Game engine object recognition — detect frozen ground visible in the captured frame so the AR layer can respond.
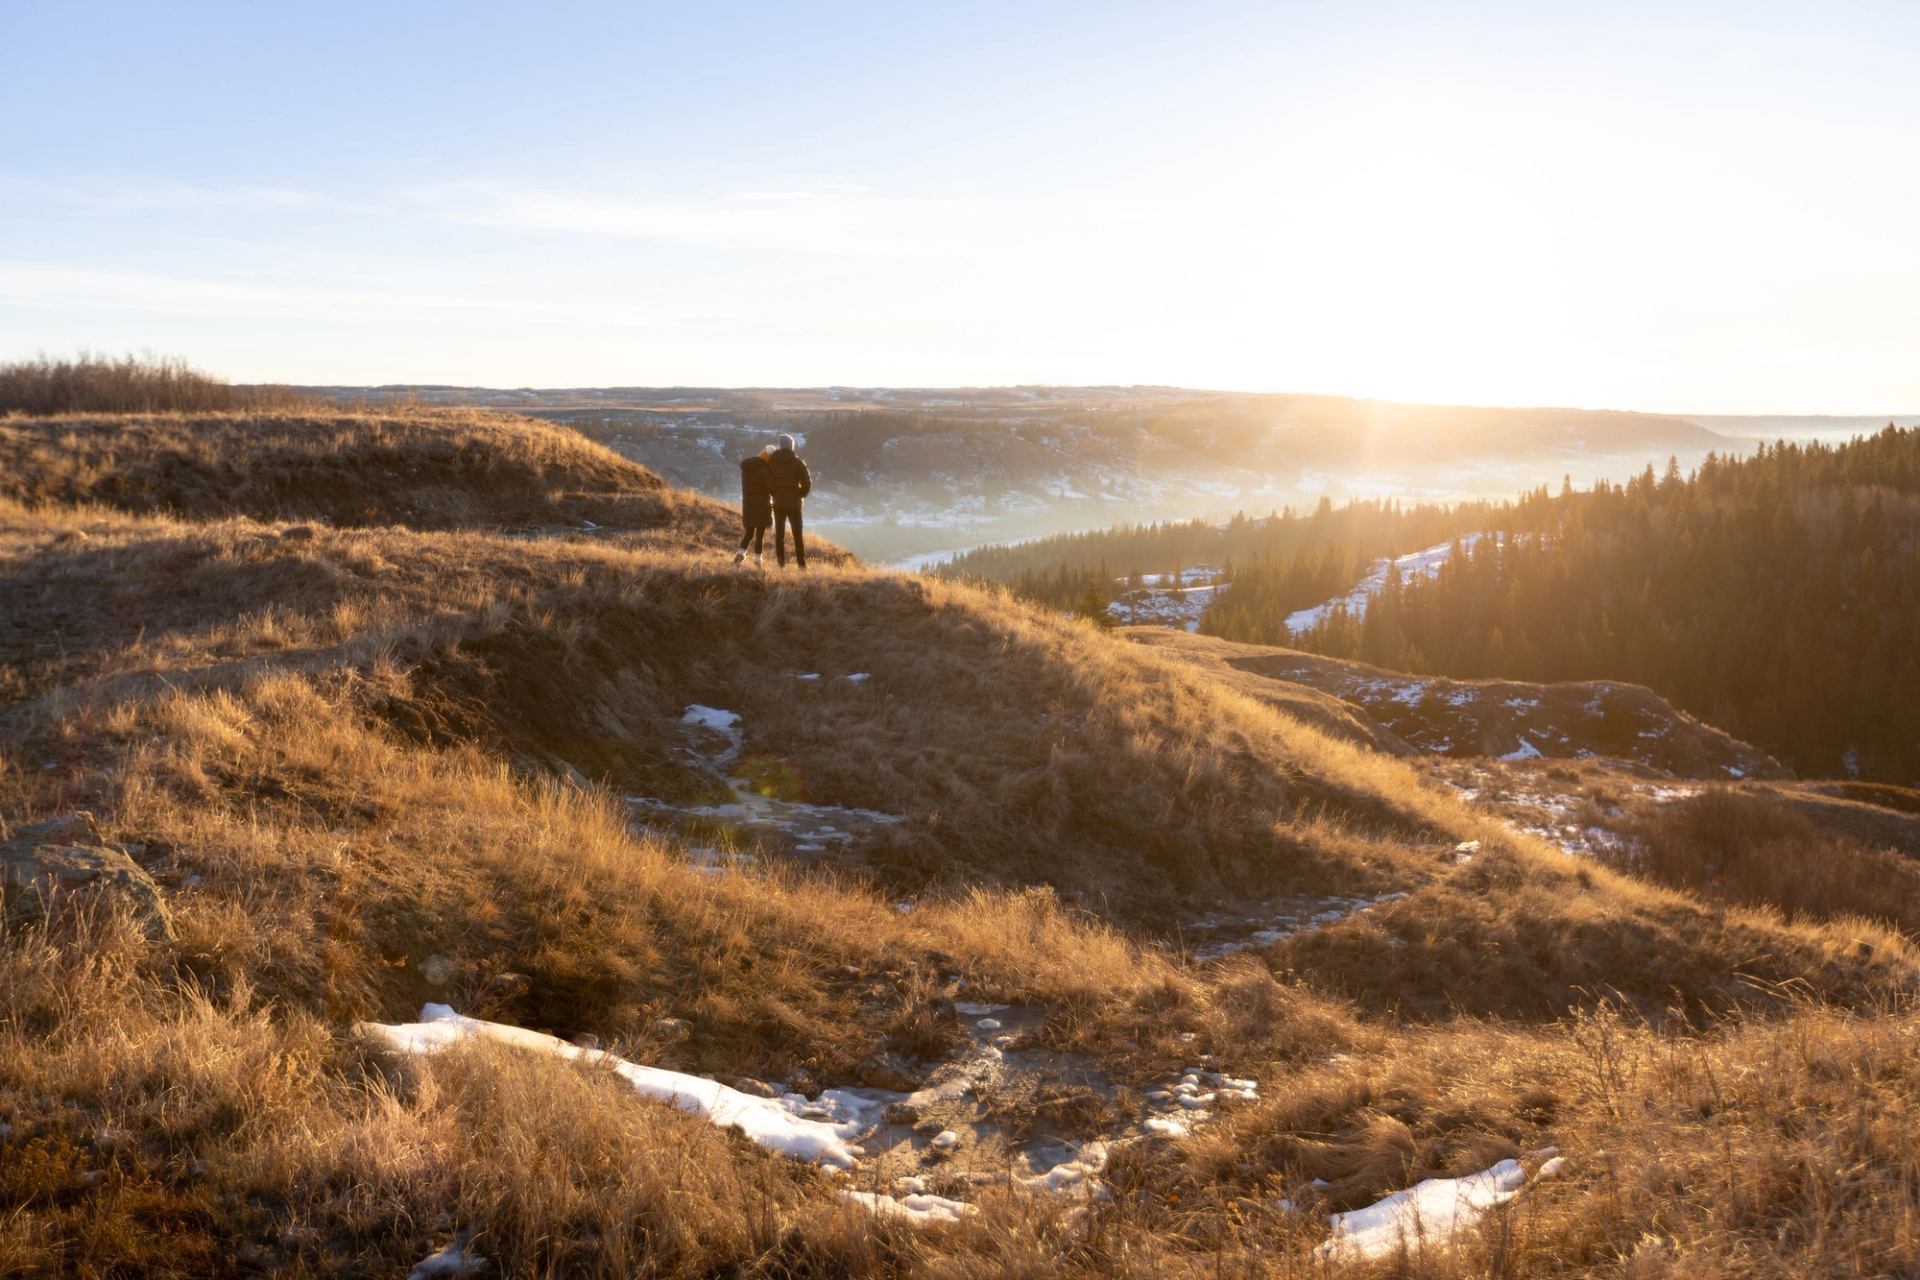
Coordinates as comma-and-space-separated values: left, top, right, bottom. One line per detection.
629, 702, 904, 857
1186, 890, 1410, 960
357, 998, 1155, 1230
1434, 760, 1704, 859
358, 997, 1561, 1256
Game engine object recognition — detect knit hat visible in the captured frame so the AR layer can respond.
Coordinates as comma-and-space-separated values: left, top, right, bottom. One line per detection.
777, 433, 796, 451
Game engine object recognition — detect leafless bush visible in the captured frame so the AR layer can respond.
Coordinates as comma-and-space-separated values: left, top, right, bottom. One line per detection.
0, 351, 316, 415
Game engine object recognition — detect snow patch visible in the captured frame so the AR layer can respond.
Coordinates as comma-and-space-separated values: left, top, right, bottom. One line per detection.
841, 1189, 975, 1224
408, 1238, 490, 1279
681, 704, 742, 735
359, 1005, 864, 1170
1317, 1159, 1529, 1261
1286, 536, 1482, 634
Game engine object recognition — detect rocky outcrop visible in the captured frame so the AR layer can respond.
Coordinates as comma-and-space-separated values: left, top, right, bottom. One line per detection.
2, 814, 174, 941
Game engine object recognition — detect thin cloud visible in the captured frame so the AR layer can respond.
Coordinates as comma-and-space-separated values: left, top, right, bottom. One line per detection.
414, 182, 989, 257
0, 262, 642, 326
0, 176, 320, 212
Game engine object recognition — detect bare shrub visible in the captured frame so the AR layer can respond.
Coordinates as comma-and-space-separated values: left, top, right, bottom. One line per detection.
0, 352, 316, 416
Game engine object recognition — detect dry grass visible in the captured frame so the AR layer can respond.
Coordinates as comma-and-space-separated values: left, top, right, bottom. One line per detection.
0, 495, 1469, 921
1180, 997, 1920, 1277
1608, 787, 1920, 940
7, 407, 1920, 1275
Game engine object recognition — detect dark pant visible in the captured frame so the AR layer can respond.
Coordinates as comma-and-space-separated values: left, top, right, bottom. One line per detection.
774, 506, 805, 568
738, 519, 766, 553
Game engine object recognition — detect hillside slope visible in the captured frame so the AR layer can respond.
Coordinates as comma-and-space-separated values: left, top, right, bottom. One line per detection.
6, 408, 1920, 1278
1127, 629, 1787, 780
0, 407, 743, 548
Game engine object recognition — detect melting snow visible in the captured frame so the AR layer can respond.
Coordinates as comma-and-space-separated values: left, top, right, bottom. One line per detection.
1141, 1068, 1259, 1137
635, 705, 906, 853
408, 1238, 490, 1278
1499, 737, 1543, 762
681, 705, 742, 736
1191, 891, 1407, 960
954, 1000, 1007, 1017
1317, 1159, 1528, 1261
840, 1189, 974, 1224
1018, 1144, 1109, 1197
359, 1004, 864, 1170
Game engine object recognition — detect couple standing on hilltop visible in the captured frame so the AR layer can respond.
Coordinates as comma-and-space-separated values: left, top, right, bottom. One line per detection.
734, 433, 812, 569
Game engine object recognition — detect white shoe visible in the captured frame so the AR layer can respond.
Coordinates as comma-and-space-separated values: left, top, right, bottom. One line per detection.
732, 549, 746, 564
753, 552, 764, 565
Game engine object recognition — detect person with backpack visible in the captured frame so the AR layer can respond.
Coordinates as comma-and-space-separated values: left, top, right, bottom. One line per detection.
764, 433, 812, 570
733, 444, 773, 564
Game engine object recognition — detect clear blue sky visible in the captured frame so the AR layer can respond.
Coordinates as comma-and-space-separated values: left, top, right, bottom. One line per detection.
3, 0, 1916, 410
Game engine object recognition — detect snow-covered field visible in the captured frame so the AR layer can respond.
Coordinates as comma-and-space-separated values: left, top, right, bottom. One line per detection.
1286, 535, 1485, 633
1106, 565, 1225, 631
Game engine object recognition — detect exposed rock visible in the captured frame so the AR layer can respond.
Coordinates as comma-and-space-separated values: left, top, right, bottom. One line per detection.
570, 1032, 601, 1052
3, 818, 173, 941
858, 1052, 921, 1092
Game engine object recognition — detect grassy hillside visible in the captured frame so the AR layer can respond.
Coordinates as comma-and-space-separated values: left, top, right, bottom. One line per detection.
0, 406, 743, 546
6, 407, 1920, 1276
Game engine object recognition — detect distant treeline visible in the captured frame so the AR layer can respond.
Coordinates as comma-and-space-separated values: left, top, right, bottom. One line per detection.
947, 498, 1500, 579
943, 497, 1499, 617
1224, 430, 1920, 784
0, 353, 314, 416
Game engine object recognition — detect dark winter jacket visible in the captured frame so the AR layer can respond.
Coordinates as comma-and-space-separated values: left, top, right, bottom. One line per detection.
739, 455, 773, 527
765, 447, 812, 512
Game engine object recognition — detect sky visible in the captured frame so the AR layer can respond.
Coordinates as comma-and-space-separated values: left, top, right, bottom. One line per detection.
2, 0, 1916, 411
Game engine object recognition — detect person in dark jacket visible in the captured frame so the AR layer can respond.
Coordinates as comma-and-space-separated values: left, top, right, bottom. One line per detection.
764, 433, 812, 570
733, 445, 773, 564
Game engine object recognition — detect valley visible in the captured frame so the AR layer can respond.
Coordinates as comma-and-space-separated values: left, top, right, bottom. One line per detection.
306, 383, 1743, 563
